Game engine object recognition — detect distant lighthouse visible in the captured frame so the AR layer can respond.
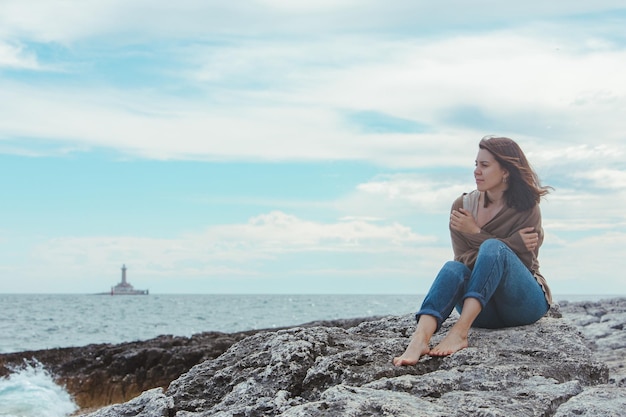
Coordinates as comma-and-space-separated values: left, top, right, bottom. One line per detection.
121, 264, 128, 286
109, 264, 149, 295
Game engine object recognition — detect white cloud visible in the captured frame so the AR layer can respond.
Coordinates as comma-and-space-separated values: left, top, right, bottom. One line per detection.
209, 210, 431, 250
25, 211, 433, 280
1, 1, 625, 43
573, 169, 626, 189
253, 0, 362, 13
1, 24, 625, 167
541, 231, 626, 294
0, 29, 626, 166
0, 41, 39, 69
540, 186, 626, 232
533, 144, 622, 164
353, 174, 469, 214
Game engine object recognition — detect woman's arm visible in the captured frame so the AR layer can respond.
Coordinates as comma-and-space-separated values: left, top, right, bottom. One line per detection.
461, 205, 543, 270
449, 196, 486, 263
449, 196, 543, 268
497, 205, 543, 255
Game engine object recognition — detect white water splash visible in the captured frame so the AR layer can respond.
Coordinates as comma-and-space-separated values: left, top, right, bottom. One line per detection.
0, 361, 77, 417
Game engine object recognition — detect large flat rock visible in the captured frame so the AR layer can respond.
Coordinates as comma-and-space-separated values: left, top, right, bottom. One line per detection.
81, 313, 615, 417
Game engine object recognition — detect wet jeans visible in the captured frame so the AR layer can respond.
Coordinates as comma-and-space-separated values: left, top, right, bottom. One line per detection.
416, 239, 549, 330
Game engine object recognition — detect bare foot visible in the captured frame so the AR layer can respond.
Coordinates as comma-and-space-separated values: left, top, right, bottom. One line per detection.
429, 330, 468, 356
393, 336, 430, 366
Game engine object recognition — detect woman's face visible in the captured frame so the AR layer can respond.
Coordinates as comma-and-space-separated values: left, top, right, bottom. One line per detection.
474, 148, 508, 193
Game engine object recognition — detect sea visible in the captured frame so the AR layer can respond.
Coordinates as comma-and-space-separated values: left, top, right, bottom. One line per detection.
0, 293, 617, 417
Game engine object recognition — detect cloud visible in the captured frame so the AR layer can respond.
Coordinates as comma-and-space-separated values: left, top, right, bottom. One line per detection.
534, 144, 622, 165
25, 211, 433, 279
541, 231, 626, 294
1, 1, 625, 43
352, 174, 469, 214
1, 29, 622, 171
253, 0, 363, 14
539, 185, 626, 232
344, 110, 431, 134
573, 169, 626, 190
206, 210, 432, 251
0, 41, 39, 69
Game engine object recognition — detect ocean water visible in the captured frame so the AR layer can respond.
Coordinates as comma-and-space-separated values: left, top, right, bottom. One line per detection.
0, 293, 617, 417
0, 293, 422, 417
0, 294, 425, 354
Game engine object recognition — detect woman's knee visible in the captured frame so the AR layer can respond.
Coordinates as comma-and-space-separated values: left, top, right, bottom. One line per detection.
442, 260, 467, 271
439, 261, 470, 282
478, 239, 507, 257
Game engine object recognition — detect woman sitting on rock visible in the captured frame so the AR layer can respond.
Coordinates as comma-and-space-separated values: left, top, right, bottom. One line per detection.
393, 136, 553, 366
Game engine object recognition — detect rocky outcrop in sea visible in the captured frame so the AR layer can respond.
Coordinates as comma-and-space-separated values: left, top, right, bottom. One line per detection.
1, 299, 625, 416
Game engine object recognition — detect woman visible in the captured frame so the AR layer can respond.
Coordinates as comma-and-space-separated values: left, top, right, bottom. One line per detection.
393, 136, 552, 366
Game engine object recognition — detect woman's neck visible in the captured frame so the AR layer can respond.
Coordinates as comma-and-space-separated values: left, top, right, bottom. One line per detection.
483, 190, 505, 208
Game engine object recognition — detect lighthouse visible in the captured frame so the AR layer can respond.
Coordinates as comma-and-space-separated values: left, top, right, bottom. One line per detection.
109, 264, 149, 295
121, 264, 128, 286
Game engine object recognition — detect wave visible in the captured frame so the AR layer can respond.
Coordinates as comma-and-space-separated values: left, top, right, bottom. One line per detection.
0, 361, 77, 417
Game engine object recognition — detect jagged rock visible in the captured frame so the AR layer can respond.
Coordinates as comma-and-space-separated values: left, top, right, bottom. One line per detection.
2, 299, 624, 416
79, 388, 173, 417
553, 386, 626, 417
0, 318, 372, 410
0, 332, 246, 408
558, 298, 626, 387
81, 313, 614, 417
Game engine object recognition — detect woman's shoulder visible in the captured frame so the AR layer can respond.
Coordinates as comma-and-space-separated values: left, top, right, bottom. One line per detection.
452, 190, 479, 209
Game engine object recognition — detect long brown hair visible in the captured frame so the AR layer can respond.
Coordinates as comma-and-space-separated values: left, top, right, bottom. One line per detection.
479, 136, 551, 211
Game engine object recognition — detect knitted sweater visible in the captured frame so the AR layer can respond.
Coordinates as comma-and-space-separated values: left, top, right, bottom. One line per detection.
450, 190, 552, 305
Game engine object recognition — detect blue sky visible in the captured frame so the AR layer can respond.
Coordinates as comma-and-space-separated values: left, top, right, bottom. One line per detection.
1, 1, 625, 295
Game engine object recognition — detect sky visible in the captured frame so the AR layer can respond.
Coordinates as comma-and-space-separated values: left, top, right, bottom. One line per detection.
0, 1, 625, 296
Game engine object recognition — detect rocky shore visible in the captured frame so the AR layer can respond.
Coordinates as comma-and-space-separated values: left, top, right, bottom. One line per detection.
1, 298, 625, 416
0, 317, 371, 410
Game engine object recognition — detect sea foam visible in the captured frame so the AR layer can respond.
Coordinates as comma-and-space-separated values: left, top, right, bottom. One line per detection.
0, 361, 77, 417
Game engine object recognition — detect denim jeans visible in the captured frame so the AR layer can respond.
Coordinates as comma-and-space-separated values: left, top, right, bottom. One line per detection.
416, 239, 549, 330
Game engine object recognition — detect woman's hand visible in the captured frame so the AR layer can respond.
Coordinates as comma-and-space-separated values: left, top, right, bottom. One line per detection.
450, 208, 480, 234
519, 226, 539, 252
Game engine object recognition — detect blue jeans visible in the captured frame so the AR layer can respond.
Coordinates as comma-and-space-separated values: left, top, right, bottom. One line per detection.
417, 239, 549, 330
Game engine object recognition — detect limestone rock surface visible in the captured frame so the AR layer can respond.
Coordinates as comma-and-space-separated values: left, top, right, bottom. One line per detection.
558, 298, 626, 387
81, 312, 615, 417
2, 299, 624, 416
0, 318, 369, 410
